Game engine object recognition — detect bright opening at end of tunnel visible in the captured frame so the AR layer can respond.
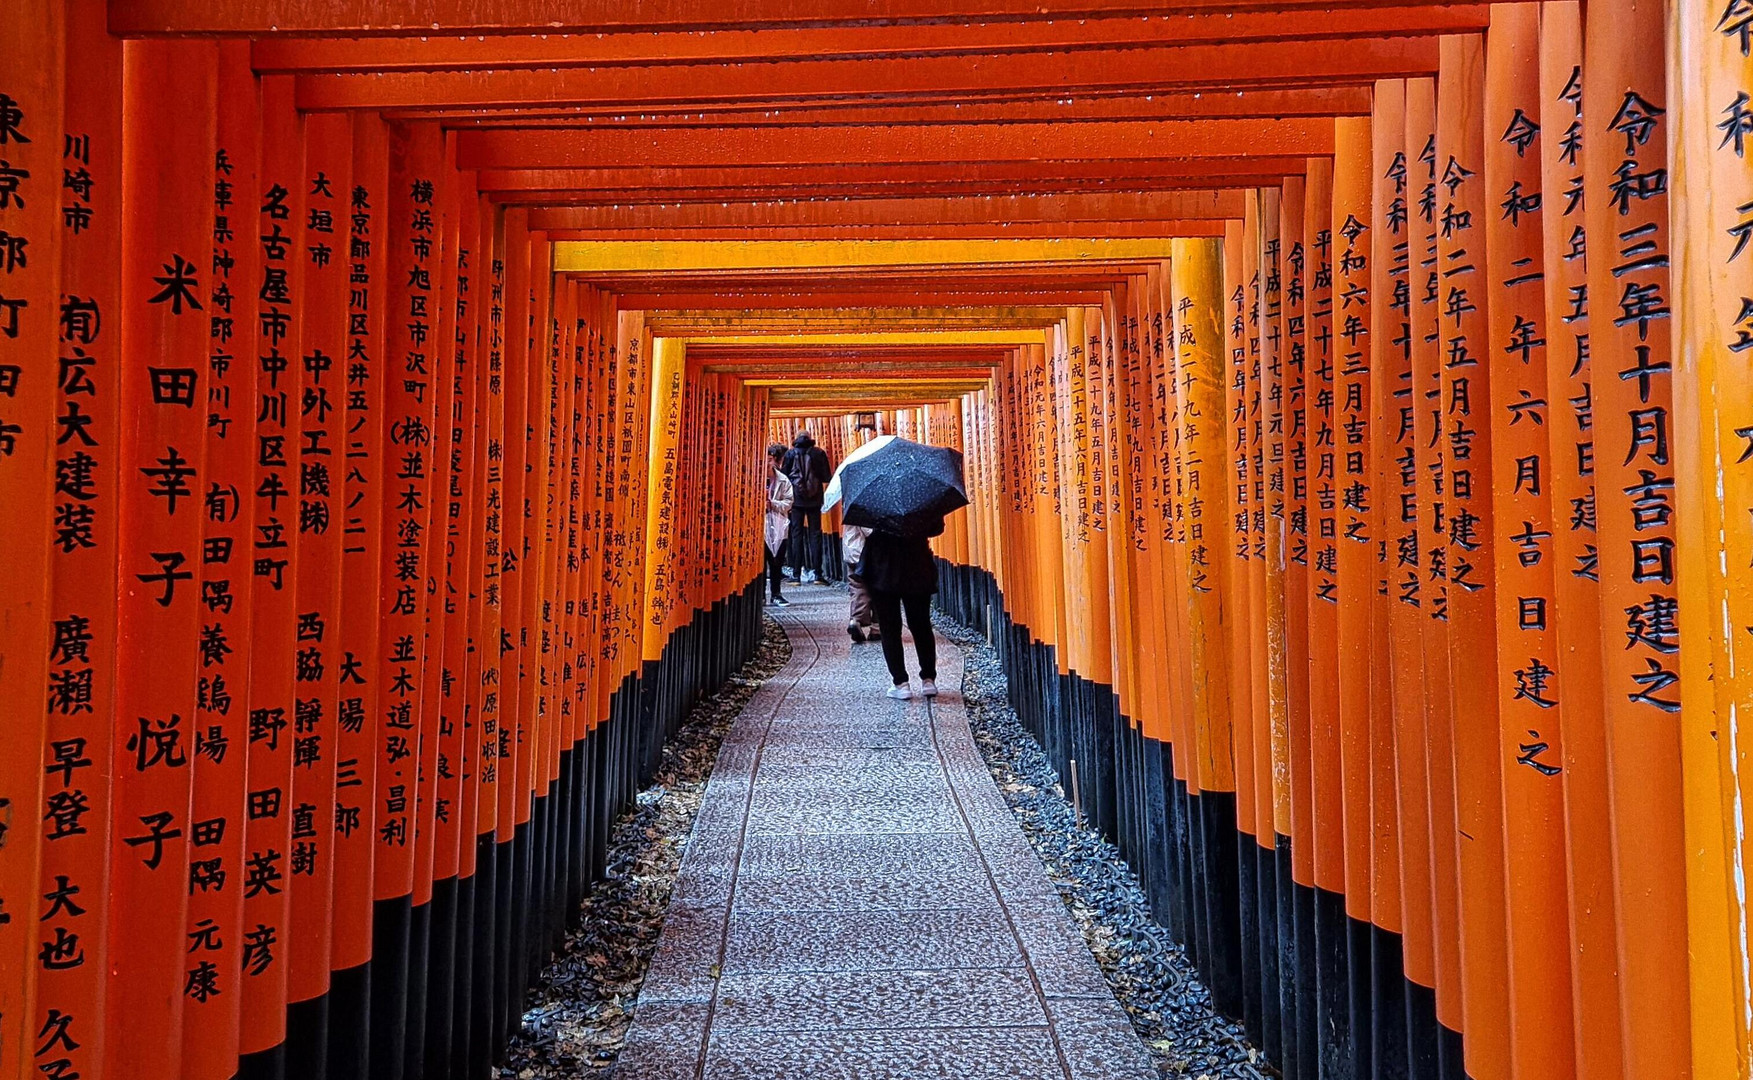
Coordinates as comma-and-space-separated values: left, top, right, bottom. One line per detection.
0, 4, 1749, 1080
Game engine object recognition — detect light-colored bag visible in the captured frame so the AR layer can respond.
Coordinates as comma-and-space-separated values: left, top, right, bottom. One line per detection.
764, 468, 793, 555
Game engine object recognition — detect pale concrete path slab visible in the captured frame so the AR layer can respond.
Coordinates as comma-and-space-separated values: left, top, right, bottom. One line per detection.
616, 586, 1156, 1080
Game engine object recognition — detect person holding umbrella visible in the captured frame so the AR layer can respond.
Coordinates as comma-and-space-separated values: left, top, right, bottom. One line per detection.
829, 436, 968, 699
860, 517, 945, 698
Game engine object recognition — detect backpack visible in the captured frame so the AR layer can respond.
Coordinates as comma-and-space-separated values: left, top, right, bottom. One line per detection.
793, 449, 825, 501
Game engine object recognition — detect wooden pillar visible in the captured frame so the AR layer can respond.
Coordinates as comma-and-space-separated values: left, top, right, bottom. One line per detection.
1331, 113, 1375, 929
178, 41, 257, 1080
328, 109, 388, 1080
1670, 0, 1753, 1068
1437, 33, 1512, 1080
1580, 2, 1691, 1075
1406, 72, 1464, 1035
1171, 239, 1236, 799
285, 107, 353, 1063
1482, 6, 1576, 1073
237, 74, 305, 1070
34, 8, 112, 1080
1534, 6, 1623, 1078
107, 38, 217, 1080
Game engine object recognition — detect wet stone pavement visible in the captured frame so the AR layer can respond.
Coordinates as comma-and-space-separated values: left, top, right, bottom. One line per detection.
616, 587, 1156, 1080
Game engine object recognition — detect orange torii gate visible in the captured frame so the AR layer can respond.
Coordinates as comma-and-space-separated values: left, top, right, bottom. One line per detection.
2, 3, 1752, 1080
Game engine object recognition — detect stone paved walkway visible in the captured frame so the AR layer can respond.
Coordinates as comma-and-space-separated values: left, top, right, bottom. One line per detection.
616, 587, 1157, 1080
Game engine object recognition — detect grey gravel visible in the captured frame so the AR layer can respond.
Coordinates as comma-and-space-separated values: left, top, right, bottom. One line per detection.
498, 617, 791, 1078
498, 606, 1264, 1080
939, 619, 1269, 1080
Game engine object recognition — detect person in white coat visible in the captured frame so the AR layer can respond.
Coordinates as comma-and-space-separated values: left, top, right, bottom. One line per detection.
843, 523, 879, 642
764, 444, 794, 606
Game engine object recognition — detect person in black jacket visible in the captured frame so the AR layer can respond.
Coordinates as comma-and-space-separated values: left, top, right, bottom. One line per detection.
782, 431, 832, 583
857, 517, 942, 699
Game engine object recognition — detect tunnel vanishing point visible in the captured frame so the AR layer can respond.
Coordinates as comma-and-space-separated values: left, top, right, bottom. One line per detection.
0, 2, 1750, 1079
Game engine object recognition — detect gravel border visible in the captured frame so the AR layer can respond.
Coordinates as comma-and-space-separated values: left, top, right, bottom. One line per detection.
939, 619, 1270, 1080
497, 616, 792, 1079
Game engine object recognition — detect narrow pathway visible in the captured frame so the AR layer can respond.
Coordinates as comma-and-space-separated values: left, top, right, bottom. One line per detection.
617, 587, 1156, 1080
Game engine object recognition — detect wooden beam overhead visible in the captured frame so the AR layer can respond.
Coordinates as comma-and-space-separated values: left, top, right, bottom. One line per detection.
248, 8, 1485, 73
296, 38, 1440, 111
455, 117, 1334, 169
109, 0, 1486, 35
473, 156, 1315, 198
395, 87, 1374, 126
524, 190, 1244, 230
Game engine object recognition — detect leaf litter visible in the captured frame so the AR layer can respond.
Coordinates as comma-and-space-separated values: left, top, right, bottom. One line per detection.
497, 616, 790, 1078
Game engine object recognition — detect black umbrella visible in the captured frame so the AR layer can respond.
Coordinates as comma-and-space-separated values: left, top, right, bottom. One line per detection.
835, 436, 968, 538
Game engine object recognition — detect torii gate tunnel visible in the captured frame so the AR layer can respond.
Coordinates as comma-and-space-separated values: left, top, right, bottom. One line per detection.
1, 2, 1750, 1079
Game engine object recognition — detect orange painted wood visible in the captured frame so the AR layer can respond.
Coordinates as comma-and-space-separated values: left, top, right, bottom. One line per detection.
287, 107, 353, 1015
1170, 238, 1235, 795
249, 9, 1486, 75
239, 74, 305, 1058
1534, 5, 1622, 1075
1481, 7, 1575, 1074
1436, 33, 1512, 1080
475, 198, 506, 849
495, 207, 529, 835
1279, 177, 1316, 887
412, 139, 458, 913
374, 121, 447, 907
451, 119, 1339, 172
108, 0, 1474, 35
1301, 155, 1345, 895
107, 37, 216, 1080
1224, 218, 1256, 825
438, 166, 483, 891
331, 110, 389, 978
179, 41, 258, 1080
1259, 194, 1291, 846
1330, 114, 1374, 920
35, 8, 116, 1080
1580, 2, 1692, 1075
308, 40, 1438, 115
1369, 80, 1411, 939
1669, 0, 1753, 1068
1399, 74, 1447, 1000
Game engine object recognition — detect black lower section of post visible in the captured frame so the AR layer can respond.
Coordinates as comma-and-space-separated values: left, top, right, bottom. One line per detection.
327, 960, 371, 1080
931, 559, 1479, 1080
241, 577, 769, 1079
286, 992, 330, 1080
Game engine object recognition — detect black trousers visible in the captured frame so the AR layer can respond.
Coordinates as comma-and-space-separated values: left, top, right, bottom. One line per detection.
764, 544, 785, 599
788, 506, 823, 575
870, 589, 936, 685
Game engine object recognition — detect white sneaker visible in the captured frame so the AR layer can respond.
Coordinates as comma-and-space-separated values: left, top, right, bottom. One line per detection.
920, 679, 939, 697
781, 568, 797, 581
885, 683, 911, 700
802, 570, 818, 584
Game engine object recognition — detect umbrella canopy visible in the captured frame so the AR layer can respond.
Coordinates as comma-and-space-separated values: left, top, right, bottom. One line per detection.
822, 433, 896, 512
834, 436, 968, 538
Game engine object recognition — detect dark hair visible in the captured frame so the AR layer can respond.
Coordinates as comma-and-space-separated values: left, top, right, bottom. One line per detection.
767, 443, 787, 460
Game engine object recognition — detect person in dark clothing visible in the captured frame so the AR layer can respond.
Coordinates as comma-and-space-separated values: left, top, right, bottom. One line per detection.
763, 444, 793, 606
857, 518, 942, 699
782, 431, 832, 583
